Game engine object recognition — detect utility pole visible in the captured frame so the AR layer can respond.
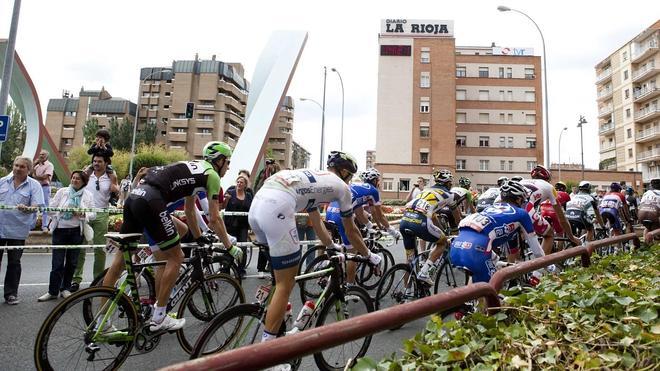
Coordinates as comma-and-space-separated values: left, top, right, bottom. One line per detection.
577, 116, 587, 179
0, 0, 22, 157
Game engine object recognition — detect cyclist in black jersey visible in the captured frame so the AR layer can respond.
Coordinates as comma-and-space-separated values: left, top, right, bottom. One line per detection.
102, 141, 237, 332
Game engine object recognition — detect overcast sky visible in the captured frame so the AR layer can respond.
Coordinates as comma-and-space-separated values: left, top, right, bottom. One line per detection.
1, 0, 658, 170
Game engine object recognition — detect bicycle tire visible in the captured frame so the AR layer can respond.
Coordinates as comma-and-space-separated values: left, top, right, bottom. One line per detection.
374, 263, 415, 310
176, 273, 246, 354
90, 267, 157, 308
190, 303, 262, 358
298, 245, 325, 275
433, 258, 469, 295
211, 254, 242, 282
35, 287, 138, 371
356, 245, 395, 291
313, 286, 373, 371
299, 254, 331, 303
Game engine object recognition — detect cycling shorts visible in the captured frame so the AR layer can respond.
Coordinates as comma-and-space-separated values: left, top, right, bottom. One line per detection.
599, 208, 623, 232
638, 203, 659, 230
248, 188, 301, 270
565, 209, 593, 232
529, 207, 552, 236
146, 219, 194, 255
541, 205, 563, 234
122, 184, 180, 251
326, 209, 352, 249
399, 210, 444, 250
449, 230, 496, 284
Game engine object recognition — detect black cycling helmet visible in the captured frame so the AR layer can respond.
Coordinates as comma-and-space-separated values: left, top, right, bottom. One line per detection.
458, 176, 471, 189
327, 151, 358, 174
650, 177, 660, 190
578, 181, 591, 191
511, 176, 523, 182
497, 176, 509, 187
610, 182, 622, 192
500, 180, 529, 203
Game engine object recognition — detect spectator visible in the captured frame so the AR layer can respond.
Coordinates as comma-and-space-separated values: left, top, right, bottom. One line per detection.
32, 150, 54, 232
119, 174, 132, 206
38, 171, 95, 301
237, 169, 254, 197
0, 156, 45, 305
71, 155, 118, 291
86, 129, 119, 206
406, 176, 426, 202
253, 158, 280, 194
223, 175, 253, 277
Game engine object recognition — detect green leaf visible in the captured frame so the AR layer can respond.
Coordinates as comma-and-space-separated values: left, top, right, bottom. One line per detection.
620, 353, 636, 368
433, 349, 449, 363
598, 352, 620, 363
619, 336, 634, 346
637, 308, 658, 323
651, 323, 660, 334
614, 297, 635, 306
494, 312, 507, 321
351, 357, 379, 371
510, 355, 528, 369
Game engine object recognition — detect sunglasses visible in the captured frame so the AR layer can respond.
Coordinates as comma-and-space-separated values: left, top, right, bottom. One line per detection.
96, 179, 100, 191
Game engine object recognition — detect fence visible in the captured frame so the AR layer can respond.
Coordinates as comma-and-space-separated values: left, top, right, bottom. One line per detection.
161, 232, 643, 371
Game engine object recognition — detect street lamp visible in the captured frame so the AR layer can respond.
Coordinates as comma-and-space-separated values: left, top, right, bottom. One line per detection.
558, 126, 568, 181
128, 68, 172, 179
577, 116, 587, 179
299, 97, 325, 170
498, 5, 550, 168
330, 67, 345, 151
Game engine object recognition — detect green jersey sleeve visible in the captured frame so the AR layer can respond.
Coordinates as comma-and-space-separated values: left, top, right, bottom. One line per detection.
203, 165, 222, 200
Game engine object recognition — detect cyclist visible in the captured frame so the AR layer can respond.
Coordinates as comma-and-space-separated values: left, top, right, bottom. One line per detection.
248, 151, 381, 344
520, 165, 581, 255
599, 182, 632, 236
476, 176, 508, 212
325, 167, 400, 283
625, 187, 638, 224
449, 180, 553, 284
451, 176, 476, 215
104, 141, 239, 332
565, 181, 605, 242
638, 177, 660, 243
539, 181, 572, 250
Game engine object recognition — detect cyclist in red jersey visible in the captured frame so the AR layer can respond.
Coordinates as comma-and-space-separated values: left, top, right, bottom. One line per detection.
540, 181, 571, 249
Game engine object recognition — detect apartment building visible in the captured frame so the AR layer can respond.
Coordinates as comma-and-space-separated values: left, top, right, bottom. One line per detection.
291, 141, 311, 169
375, 19, 543, 197
266, 96, 295, 168
595, 20, 660, 182
45, 87, 136, 158
366, 150, 376, 169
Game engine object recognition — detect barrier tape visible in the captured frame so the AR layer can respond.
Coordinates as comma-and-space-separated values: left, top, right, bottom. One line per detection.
0, 240, 324, 251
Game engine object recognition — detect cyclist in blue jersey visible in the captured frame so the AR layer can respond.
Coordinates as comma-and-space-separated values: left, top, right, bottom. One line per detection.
450, 181, 554, 284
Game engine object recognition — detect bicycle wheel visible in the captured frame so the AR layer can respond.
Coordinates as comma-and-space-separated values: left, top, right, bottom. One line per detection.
190, 303, 263, 358
210, 254, 242, 282
375, 263, 416, 309
298, 245, 324, 275
433, 258, 469, 295
35, 287, 138, 371
357, 246, 395, 291
299, 254, 331, 303
91, 267, 157, 310
313, 286, 373, 371
177, 273, 246, 354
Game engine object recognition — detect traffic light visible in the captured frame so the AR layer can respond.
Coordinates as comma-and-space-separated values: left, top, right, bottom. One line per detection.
185, 102, 195, 119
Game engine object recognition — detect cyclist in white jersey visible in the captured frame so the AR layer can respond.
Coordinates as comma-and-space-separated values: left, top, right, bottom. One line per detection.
248, 151, 381, 344
476, 177, 508, 212
565, 181, 605, 242
639, 177, 660, 243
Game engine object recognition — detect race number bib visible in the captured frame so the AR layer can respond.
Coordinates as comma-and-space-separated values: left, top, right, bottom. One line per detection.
274, 173, 301, 187
413, 199, 432, 214
459, 213, 491, 232
184, 161, 206, 175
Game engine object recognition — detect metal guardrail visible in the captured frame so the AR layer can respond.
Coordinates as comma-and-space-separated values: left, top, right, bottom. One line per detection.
161, 231, 645, 371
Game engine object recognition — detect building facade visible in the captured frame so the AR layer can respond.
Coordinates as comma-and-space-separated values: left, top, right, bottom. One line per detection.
595, 21, 659, 183
365, 150, 376, 169
45, 87, 136, 158
267, 96, 295, 168
291, 140, 311, 169
375, 19, 543, 197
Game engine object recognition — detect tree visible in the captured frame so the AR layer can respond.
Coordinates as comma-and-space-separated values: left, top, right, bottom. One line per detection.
0, 102, 27, 171
137, 122, 157, 145
82, 118, 99, 145
108, 117, 134, 151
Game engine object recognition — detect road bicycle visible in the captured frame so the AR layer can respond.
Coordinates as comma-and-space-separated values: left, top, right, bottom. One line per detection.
34, 233, 245, 370
190, 244, 375, 371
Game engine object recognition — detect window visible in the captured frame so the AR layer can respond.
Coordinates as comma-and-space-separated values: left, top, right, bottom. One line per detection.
456, 159, 466, 170
508, 137, 514, 148
500, 160, 506, 171
499, 90, 505, 101
628, 148, 633, 158
64, 111, 76, 117
623, 51, 628, 61
508, 113, 514, 124
626, 108, 631, 118
524, 68, 535, 79
383, 178, 393, 191
420, 72, 431, 88
420, 51, 430, 63
198, 128, 211, 134
479, 67, 489, 78
479, 160, 490, 171
399, 179, 410, 191
479, 90, 489, 101
420, 152, 429, 164
174, 128, 186, 133
527, 161, 537, 171
148, 118, 157, 125
420, 101, 430, 113
479, 136, 490, 147
624, 89, 630, 99
420, 123, 430, 137
63, 139, 72, 146
456, 112, 466, 123
456, 89, 466, 100
627, 128, 632, 139
526, 114, 536, 124
506, 67, 513, 78
165, 92, 171, 97
499, 113, 505, 123
508, 160, 514, 171
456, 66, 466, 77
507, 90, 513, 101
499, 67, 505, 78
141, 104, 148, 109
164, 104, 170, 109
526, 137, 536, 148
525, 91, 535, 102
199, 114, 213, 120
151, 93, 159, 98
499, 136, 505, 148
479, 113, 489, 123
149, 105, 158, 110
624, 70, 629, 80
142, 92, 150, 97
456, 136, 466, 147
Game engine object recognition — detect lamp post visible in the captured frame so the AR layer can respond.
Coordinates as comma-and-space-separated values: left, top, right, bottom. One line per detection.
558, 126, 568, 181
299, 97, 325, 170
129, 68, 172, 179
330, 67, 345, 151
498, 5, 550, 168
577, 116, 587, 179
0, 0, 22, 158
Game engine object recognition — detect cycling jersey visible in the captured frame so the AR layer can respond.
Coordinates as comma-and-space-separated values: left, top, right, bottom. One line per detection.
398, 188, 454, 251
326, 182, 381, 247
450, 186, 473, 209
540, 191, 570, 234
641, 189, 660, 205
599, 192, 625, 231
476, 187, 500, 212
142, 161, 221, 202
565, 192, 599, 231
639, 190, 660, 229
520, 179, 557, 207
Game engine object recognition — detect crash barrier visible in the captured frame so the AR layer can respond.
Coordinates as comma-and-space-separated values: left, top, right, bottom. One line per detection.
161, 232, 643, 371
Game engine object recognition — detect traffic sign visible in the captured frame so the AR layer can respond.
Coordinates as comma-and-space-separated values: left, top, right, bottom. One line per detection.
0, 115, 9, 142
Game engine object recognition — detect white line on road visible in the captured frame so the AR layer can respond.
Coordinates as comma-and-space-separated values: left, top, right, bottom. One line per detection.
20, 281, 92, 287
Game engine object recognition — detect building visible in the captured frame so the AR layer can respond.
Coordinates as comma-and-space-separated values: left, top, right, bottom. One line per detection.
266, 96, 295, 168
291, 140, 311, 169
366, 150, 376, 169
45, 87, 136, 158
375, 19, 543, 197
595, 21, 659, 183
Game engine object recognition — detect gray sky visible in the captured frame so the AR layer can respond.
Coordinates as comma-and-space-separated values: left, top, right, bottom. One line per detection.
1, 0, 658, 170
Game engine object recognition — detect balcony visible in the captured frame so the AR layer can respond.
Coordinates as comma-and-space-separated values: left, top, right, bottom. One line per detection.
167, 131, 187, 142
638, 148, 660, 162
635, 106, 660, 123
224, 122, 242, 137
636, 126, 660, 143
599, 143, 616, 153
633, 87, 660, 103
599, 121, 615, 135
643, 168, 660, 182
598, 105, 613, 118
595, 67, 612, 84
632, 41, 659, 62
596, 87, 613, 101
632, 61, 658, 83
602, 162, 617, 171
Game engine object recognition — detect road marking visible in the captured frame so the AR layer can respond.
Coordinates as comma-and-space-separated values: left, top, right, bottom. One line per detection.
20, 281, 91, 287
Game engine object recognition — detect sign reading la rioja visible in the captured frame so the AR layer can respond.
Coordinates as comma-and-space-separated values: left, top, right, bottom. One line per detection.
381, 19, 454, 37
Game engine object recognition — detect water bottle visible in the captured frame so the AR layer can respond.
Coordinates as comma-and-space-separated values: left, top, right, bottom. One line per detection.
292, 300, 315, 331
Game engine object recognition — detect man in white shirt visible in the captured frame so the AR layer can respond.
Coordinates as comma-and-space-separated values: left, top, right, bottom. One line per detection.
71, 155, 118, 291
32, 150, 54, 232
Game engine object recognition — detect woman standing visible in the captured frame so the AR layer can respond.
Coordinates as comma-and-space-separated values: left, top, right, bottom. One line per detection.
223, 175, 253, 277
38, 171, 95, 301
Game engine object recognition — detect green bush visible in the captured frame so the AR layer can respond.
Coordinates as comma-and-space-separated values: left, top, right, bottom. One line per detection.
383, 199, 406, 206
368, 244, 660, 370
132, 144, 188, 171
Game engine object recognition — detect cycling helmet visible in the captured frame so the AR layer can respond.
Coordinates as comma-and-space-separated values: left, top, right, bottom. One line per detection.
497, 176, 509, 187
361, 168, 381, 184
626, 187, 634, 195
500, 181, 529, 202
458, 176, 471, 188
511, 176, 523, 182
530, 165, 551, 181
202, 141, 232, 162
651, 177, 660, 190
327, 151, 358, 174
554, 181, 567, 192
610, 182, 622, 192
578, 181, 591, 191
432, 169, 453, 184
